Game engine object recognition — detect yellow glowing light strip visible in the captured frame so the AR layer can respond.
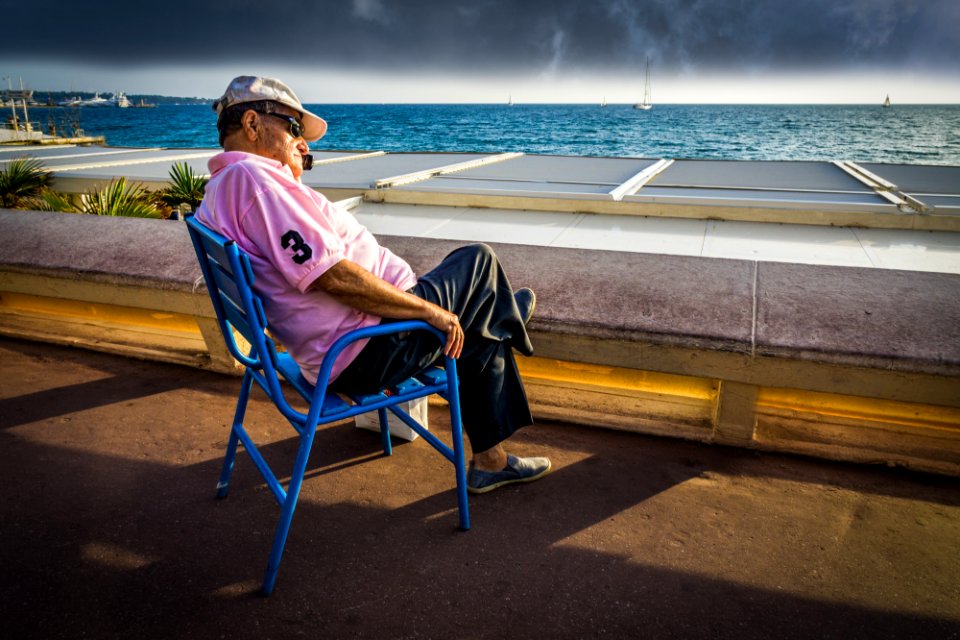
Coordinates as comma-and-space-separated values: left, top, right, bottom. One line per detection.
756, 388, 960, 433
517, 356, 718, 401
0, 292, 200, 334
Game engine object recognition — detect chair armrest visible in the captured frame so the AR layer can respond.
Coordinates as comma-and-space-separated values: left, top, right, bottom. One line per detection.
311, 320, 447, 394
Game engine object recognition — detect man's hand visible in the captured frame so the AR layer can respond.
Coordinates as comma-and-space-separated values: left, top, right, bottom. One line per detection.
425, 306, 463, 359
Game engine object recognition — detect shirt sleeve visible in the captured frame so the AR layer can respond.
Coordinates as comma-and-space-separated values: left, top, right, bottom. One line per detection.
237, 171, 347, 293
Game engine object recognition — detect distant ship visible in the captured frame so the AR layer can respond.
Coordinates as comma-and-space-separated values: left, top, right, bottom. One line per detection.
633, 58, 652, 110
111, 92, 132, 108
58, 92, 134, 107
77, 93, 111, 107
883, 95, 891, 108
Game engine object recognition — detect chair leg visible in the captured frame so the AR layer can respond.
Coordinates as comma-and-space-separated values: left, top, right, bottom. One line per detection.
446, 362, 470, 531
216, 431, 240, 499
450, 411, 470, 531
378, 407, 392, 456
217, 371, 254, 499
261, 423, 319, 596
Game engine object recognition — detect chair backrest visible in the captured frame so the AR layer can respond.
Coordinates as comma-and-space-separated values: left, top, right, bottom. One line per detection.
186, 215, 290, 402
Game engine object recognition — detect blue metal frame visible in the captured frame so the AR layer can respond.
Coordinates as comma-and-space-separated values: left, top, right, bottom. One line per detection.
185, 215, 469, 595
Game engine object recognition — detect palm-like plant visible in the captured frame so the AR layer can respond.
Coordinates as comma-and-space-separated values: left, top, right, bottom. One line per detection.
36, 188, 81, 213
81, 178, 162, 218
156, 162, 208, 213
0, 158, 53, 209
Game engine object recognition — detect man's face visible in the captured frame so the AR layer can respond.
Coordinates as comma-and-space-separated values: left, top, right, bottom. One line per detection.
255, 105, 309, 180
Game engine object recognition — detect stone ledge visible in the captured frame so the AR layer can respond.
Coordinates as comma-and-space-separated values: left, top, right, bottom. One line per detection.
3, 209, 959, 380
0, 209, 198, 292
756, 262, 960, 376
377, 235, 960, 378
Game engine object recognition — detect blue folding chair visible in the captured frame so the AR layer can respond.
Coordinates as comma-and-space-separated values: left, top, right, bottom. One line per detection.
185, 215, 470, 595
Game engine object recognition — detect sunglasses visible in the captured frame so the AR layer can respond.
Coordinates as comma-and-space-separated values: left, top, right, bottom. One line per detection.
253, 110, 305, 139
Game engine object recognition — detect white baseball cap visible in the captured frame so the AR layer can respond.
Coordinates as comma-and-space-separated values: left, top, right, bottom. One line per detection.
213, 76, 327, 141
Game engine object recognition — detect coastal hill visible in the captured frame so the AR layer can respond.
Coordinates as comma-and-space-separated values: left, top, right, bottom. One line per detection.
24, 91, 209, 106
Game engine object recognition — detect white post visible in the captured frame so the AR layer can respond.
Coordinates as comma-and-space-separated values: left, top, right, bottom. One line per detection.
19, 77, 32, 133
3, 76, 18, 131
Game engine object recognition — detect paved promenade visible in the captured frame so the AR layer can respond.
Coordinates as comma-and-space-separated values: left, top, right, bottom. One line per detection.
1, 337, 958, 639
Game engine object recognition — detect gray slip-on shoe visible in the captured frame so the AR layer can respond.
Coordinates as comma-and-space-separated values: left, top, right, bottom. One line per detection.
467, 454, 552, 494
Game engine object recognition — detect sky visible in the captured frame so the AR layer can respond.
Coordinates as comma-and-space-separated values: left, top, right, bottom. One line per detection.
2, 0, 958, 104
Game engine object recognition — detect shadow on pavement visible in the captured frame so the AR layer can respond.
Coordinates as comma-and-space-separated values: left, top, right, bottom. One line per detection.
2, 337, 959, 639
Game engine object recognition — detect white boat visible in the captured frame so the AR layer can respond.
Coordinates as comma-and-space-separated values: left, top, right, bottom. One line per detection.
633, 58, 653, 110
77, 93, 111, 107
111, 92, 132, 108
883, 95, 891, 108
601, 96, 607, 108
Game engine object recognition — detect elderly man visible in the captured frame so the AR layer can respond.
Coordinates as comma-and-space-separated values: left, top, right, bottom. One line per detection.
195, 76, 550, 494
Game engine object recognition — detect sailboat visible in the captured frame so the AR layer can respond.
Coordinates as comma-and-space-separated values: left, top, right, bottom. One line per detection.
633, 58, 652, 110
600, 96, 607, 108
882, 95, 891, 108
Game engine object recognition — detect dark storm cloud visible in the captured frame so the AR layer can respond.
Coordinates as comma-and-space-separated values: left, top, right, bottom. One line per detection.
3, 0, 956, 74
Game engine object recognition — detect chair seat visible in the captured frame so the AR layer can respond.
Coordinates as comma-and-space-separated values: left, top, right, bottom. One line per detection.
273, 352, 351, 417
274, 352, 451, 416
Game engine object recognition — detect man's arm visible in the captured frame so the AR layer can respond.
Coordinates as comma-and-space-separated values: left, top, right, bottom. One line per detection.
312, 259, 464, 359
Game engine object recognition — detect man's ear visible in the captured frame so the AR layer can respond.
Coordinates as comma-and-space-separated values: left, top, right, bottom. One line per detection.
242, 110, 259, 141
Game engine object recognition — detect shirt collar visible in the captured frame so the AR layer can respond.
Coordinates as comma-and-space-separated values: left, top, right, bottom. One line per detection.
208, 150, 293, 178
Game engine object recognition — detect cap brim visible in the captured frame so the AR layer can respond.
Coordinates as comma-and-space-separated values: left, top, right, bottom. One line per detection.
301, 109, 327, 142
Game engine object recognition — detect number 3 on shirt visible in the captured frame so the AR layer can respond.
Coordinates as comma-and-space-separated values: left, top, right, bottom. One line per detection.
280, 230, 313, 265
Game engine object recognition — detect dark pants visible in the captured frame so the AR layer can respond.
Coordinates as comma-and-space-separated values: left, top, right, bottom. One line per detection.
332, 244, 534, 453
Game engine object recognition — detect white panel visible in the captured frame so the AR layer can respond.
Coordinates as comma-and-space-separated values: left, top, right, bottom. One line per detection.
702, 221, 872, 267
349, 201, 960, 274
353, 202, 464, 237
854, 228, 960, 274
424, 207, 581, 246
551, 214, 707, 256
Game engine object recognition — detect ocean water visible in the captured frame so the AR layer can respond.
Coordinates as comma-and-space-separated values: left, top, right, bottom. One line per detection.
35, 103, 960, 165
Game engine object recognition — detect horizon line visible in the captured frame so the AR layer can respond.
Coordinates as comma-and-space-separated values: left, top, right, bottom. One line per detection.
54, 100, 960, 106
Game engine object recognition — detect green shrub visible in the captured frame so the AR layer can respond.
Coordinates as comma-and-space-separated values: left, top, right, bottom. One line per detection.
2, 157, 192, 219
156, 162, 208, 213
0, 158, 53, 209
35, 188, 81, 213
81, 178, 162, 218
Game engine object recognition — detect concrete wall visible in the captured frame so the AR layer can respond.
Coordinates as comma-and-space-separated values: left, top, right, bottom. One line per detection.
2, 209, 958, 475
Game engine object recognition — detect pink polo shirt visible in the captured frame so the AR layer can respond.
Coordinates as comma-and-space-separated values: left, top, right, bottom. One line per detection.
196, 151, 417, 385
